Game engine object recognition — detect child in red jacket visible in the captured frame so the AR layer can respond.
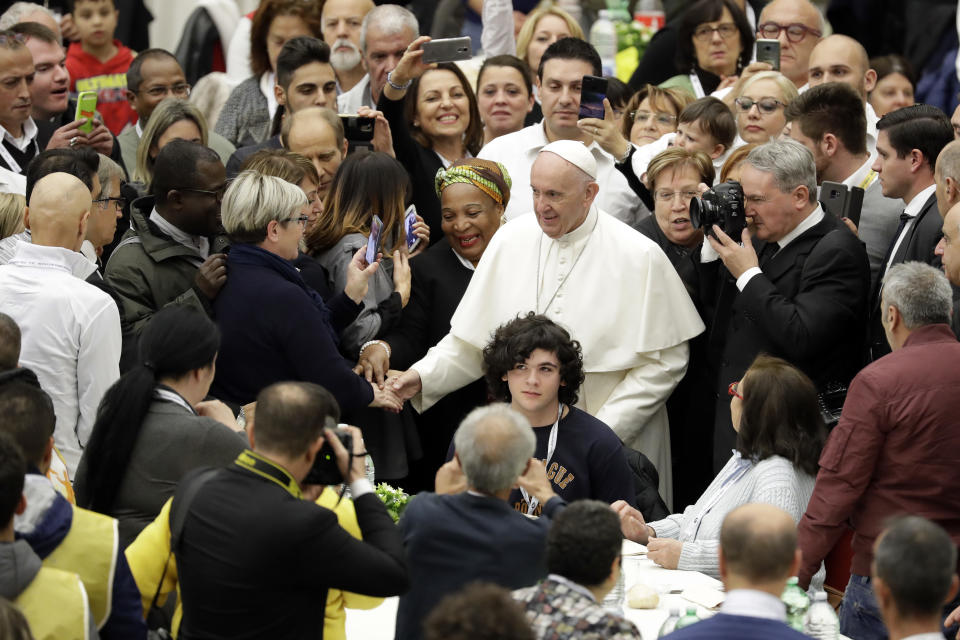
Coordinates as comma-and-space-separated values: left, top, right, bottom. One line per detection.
65, 0, 137, 135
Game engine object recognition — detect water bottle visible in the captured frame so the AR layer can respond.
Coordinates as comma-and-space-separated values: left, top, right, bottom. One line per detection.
804, 591, 839, 640
657, 607, 682, 637
601, 564, 625, 614
782, 577, 811, 632
590, 10, 617, 77
634, 0, 666, 31
674, 606, 700, 629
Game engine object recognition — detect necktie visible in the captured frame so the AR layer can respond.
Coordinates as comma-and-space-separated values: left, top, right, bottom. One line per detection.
758, 242, 779, 268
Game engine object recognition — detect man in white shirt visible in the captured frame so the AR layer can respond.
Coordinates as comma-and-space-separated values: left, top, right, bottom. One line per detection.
478, 38, 643, 226
659, 503, 810, 640
868, 104, 954, 360
393, 140, 704, 505
322, 0, 373, 95
0, 30, 45, 176
0, 172, 121, 474
873, 517, 959, 640
785, 82, 902, 288
806, 34, 880, 152
337, 4, 418, 114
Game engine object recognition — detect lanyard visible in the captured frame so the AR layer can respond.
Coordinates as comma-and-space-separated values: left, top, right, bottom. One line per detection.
689, 72, 706, 99
0, 137, 37, 174
520, 402, 562, 514
679, 451, 752, 540
858, 170, 877, 190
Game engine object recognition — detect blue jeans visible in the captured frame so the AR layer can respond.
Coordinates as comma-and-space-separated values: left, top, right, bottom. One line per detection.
840, 574, 960, 640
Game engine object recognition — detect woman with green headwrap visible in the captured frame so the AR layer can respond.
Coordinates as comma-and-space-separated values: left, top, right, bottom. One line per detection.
356, 158, 511, 491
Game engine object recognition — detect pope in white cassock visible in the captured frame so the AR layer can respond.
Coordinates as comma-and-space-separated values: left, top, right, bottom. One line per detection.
391, 140, 704, 506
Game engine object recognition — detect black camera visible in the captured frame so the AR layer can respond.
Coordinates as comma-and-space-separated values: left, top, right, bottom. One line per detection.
689, 181, 747, 239
303, 427, 353, 486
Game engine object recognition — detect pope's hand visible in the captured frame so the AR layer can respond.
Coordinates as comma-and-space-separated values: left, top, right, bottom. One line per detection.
391, 369, 422, 402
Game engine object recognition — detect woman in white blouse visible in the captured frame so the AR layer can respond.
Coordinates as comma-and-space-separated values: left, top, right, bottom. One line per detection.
613, 355, 826, 578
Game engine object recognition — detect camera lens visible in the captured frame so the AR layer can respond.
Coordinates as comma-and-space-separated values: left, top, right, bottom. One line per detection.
689, 197, 704, 229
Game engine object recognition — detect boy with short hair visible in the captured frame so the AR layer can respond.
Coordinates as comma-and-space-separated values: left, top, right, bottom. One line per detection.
480, 313, 637, 516
65, 0, 137, 135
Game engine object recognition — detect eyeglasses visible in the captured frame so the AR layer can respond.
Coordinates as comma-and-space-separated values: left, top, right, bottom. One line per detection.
756, 21, 823, 43
282, 215, 310, 228
93, 196, 126, 211
734, 97, 785, 114
693, 22, 739, 41
139, 83, 191, 98
180, 185, 226, 202
0, 33, 27, 47
654, 189, 699, 203
630, 110, 677, 127
728, 381, 742, 399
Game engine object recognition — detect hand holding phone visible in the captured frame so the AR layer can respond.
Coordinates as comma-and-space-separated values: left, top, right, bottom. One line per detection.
365, 214, 383, 265
404, 204, 420, 252
756, 39, 780, 71
421, 36, 472, 64
578, 75, 608, 120
74, 91, 97, 135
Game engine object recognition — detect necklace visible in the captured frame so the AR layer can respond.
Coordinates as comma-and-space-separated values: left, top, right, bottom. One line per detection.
535, 212, 598, 314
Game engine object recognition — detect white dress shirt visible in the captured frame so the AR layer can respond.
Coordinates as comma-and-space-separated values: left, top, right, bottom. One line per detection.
0, 243, 121, 474
337, 74, 375, 114
720, 589, 788, 621
884, 183, 937, 274
0, 165, 26, 195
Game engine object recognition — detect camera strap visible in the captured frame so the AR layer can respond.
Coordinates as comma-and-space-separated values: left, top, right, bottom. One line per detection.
234, 449, 302, 499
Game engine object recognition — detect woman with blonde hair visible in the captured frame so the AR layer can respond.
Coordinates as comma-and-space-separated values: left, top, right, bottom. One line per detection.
0, 193, 25, 240
733, 71, 798, 144
515, 4, 584, 77
134, 98, 209, 189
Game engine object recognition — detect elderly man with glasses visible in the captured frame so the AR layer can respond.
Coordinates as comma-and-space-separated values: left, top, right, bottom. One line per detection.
118, 49, 236, 173
754, 0, 823, 89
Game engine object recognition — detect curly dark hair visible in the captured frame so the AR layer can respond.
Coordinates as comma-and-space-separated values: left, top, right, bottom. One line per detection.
424, 582, 534, 640
736, 355, 827, 476
483, 313, 585, 406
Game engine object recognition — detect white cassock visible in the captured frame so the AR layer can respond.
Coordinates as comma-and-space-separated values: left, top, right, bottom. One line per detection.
410, 206, 705, 507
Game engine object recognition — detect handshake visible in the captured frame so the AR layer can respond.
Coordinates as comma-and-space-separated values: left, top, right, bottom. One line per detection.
352, 340, 423, 413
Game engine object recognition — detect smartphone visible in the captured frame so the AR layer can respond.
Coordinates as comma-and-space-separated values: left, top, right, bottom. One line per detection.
303, 425, 352, 485
578, 75, 608, 120
365, 214, 383, 265
421, 36, 473, 64
756, 39, 781, 71
74, 91, 97, 135
820, 181, 864, 227
404, 204, 420, 252
339, 115, 375, 143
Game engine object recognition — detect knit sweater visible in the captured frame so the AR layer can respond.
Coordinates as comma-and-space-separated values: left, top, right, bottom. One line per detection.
214, 75, 272, 148
649, 454, 815, 577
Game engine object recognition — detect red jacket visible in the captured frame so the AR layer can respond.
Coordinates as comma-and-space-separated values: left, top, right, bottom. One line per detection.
65, 41, 137, 136
797, 323, 960, 586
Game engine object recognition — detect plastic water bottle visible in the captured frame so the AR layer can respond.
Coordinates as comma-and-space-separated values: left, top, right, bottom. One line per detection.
805, 591, 839, 639
782, 577, 811, 632
601, 565, 625, 614
634, 0, 666, 31
674, 606, 700, 629
658, 607, 682, 637
590, 10, 617, 77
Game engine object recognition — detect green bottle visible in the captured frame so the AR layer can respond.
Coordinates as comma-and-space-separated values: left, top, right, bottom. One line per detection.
782, 576, 811, 631
674, 606, 700, 629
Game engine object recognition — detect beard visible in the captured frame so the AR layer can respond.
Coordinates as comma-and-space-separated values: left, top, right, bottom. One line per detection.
330, 39, 363, 71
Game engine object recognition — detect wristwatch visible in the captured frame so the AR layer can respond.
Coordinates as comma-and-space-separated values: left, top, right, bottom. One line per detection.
386, 70, 412, 91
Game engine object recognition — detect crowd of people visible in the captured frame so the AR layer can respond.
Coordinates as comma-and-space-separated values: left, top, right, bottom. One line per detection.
0, 0, 959, 638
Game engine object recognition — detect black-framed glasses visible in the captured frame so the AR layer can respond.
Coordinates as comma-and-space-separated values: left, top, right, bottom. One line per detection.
139, 83, 191, 98
93, 196, 127, 211
693, 22, 739, 41
757, 21, 823, 43
630, 110, 677, 127
179, 185, 226, 202
735, 97, 785, 114
282, 215, 310, 228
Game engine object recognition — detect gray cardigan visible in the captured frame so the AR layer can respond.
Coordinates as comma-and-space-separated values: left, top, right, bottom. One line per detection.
214, 75, 273, 148
75, 398, 248, 548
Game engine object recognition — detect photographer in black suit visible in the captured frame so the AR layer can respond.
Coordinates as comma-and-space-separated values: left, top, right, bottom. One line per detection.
868, 104, 954, 361
695, 140, 870, 471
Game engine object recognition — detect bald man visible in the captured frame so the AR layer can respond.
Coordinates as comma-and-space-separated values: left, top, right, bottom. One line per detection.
322, 0, 375, 94
756, 0, 823, 89
936, 140, 960, 215
664, 504, 807, 640
283, 106, 348, 203
807, 34, 879, 151
0, 172, 121, 473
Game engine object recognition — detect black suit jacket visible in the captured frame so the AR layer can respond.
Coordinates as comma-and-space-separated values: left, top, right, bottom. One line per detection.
696, 212, 870, 471
395, 492, 565, 640
869, 192, 943, 359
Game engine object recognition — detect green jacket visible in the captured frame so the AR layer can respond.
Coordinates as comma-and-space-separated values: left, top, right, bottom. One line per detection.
104, 198, 227, 350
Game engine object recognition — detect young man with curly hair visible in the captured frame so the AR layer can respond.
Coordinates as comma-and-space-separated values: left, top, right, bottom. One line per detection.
483, 312, 637, 516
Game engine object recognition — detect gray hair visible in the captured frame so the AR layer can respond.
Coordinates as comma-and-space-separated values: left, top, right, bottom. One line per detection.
360, 4, 418, 53
874, 516, 958, 618
96, 154, 126, 191
0, 2, 54, 30
881, 261, 953, 329
746, 139, 818, 203
221, 170, 307, 243
453, 404, 535, 494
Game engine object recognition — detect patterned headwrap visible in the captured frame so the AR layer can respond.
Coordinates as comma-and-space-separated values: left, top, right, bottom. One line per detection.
434, 158, 512, 208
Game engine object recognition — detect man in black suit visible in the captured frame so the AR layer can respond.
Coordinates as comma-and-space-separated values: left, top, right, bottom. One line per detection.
697, 139, 870, 472
395, 403, 566, 640
868, 104, 954, 360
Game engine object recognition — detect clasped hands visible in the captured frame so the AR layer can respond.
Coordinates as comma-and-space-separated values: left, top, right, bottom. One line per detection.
611, 500, 683, 570
353, 346, 422, 414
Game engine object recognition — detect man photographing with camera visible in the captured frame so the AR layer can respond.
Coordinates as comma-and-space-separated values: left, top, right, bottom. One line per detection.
127, 381, 409, 639
695, 140, 870, 472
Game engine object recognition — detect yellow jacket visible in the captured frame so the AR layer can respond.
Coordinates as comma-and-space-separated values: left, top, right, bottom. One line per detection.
126, 486, 384, 639
17, 565, 91, 640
